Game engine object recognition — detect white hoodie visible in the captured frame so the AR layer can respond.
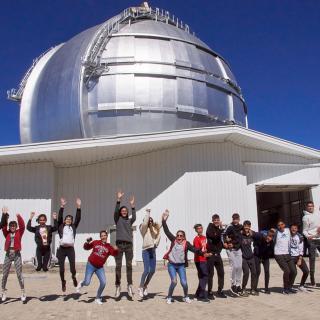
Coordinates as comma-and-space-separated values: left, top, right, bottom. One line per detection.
302, 210, 320, 239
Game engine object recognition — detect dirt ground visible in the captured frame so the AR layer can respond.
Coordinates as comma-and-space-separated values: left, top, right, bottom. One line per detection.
0, 259, 319, 320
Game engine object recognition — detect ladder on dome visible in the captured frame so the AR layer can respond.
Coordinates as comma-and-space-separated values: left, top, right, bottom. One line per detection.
81, 3, 192, 88
7, 47, 54, 102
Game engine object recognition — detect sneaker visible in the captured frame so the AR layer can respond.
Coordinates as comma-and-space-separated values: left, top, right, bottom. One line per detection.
236, 286, 242, 294
1, 290, 7, 302
183, 296, 192, 304
282, 289, 290, 295
216, 291, 227, 298
264, 289, 271, 294
36, 267, 42, 272
239, 289, 249, 297
288, 288, 297, 294
230, 285, 239, 296
137, 287, 144, 298
250, 290, 259, 296
62, 280, 66, 293
95, 298, 103, 305
208, 291, 214, 297
21, 291, 26, 302
76, 281, 83, 294
143, 288, 148, 297
72, 277, 78, 287
197, 297, 210, 303
115, 286, 121, 299
166, 297, 172, 304
298, 286, 309, 293
127, 285, 134, 298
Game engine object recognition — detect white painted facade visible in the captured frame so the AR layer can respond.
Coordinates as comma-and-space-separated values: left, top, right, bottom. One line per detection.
0, 126, 319, 263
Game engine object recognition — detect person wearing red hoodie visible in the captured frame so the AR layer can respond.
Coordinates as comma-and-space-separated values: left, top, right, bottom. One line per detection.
1, 207, 26, 302
77, 230, 118, 305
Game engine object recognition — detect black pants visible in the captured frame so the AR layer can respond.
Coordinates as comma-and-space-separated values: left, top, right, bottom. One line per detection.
36, 245, 51, 271
242, 257, 257, 290
195, 261, 208, 298
291, 256, 309, 286
307, 240, 320, 283
115, 241, 133, 286
57, 246, 76, 282
254, 256, 270, 290
207, 254, 224, 292
274, 254, 297, 289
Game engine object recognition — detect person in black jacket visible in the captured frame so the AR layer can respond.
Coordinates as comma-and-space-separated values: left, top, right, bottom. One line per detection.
222, 213, 243, 296
253, 230, 275, 294
27, 211, 58, 271
162, 210, 211, 304
57, 197, 82, 293
240, 220, 260, 296
206, 214, 227, 299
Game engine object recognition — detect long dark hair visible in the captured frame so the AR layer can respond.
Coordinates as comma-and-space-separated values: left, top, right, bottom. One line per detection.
36, 214, 47, 223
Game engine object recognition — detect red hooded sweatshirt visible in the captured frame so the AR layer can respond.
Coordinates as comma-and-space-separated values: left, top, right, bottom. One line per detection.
84, 240, 118, 268
2, 214, 25, 252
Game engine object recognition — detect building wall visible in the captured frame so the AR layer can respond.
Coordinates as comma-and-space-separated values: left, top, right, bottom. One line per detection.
0, 162, 55, 263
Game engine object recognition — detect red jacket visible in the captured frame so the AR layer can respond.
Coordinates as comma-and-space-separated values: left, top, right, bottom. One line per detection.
193, 235, 208, 262
84, 240, 118, 268
2, 214, 25, 252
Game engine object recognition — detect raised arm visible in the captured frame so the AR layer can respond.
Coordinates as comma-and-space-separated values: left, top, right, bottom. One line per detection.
74, 198, 82, 229
129, 195, 136, 225
114, 191, 124, 223
1, 207, 9, 237
17, 214, 25, 236
58, 197, 66, 227
27, 212, 36, 233
51, 212, 58, 232
140, 209, 151, 236
162, 210, 176, 242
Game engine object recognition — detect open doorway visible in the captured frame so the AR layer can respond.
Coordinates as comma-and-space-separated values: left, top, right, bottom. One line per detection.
256, 184, 315, 232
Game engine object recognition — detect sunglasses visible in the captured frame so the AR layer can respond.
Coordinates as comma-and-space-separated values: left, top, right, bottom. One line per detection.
177, 234, 184, 238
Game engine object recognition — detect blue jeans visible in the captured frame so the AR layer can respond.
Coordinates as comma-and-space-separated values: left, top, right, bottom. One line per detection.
140, 248, 156, 287
167, 262, 188, 298
81, 262, 106, 298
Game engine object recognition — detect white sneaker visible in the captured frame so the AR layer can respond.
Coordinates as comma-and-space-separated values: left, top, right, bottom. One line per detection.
76, 281, 83, 293
143, 288, 148, 297
166, 297, 172, 304
298, 286, 309, 293
21, 291, 26, 302
183, 296, 192, 304
95, 298, 103, 305
1, 290, 7, 302
127, 285, 134, 298
137, 287, 144, 298
115, 286, 121, 298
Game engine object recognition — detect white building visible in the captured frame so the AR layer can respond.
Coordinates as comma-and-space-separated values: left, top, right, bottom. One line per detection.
0, 125, 319, 263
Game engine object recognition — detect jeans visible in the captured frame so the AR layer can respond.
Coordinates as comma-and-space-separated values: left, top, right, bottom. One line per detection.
167, 263, 188, 298
115, 241, 133, 286
140, 248, 156, 288
242, 257, 257, 290
195, 261, 208, 298
274, 254, 297, 289
227, 249, 242, 286
291, 256, 309, 286
57, 246, 76, 283
207, 254, 224, 292
80, 262, 106, 298
254, 256, 270, 290
307, 239, 320, 283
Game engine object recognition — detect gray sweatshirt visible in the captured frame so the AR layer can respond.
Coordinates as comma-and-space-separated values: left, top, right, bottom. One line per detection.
114, 201, 136, 243
302, 210, 320, 239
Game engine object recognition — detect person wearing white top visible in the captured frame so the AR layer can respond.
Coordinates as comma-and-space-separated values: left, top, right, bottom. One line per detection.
302, 201, 320, 286
290, 224, 309, 292
274, 220, 297, 294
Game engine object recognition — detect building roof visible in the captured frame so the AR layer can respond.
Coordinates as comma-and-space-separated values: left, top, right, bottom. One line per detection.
0, 126, 319, 167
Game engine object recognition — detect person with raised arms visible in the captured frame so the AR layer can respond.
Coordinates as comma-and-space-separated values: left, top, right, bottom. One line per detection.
27, 211, 58, 271
77, 230, 118, 304
162, 210, 211, 304
114, 190, 136, 299
57, 197, 82, 293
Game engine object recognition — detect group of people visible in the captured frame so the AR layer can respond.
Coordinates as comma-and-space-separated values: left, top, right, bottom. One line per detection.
0, 193, 319, 305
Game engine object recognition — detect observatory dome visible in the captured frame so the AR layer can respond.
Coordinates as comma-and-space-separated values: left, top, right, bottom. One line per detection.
9, 4, 247, 143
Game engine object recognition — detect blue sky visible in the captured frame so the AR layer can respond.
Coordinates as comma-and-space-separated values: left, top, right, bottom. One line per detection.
0, 0, 319, 148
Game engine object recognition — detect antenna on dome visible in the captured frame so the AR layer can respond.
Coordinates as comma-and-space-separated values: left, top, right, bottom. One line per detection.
140, 2, 150, 9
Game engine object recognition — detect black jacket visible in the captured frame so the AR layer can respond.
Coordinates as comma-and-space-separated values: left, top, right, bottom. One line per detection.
241, 231, 260, 259
162, 220, 203, 267
57, 207, 81, 239
27, 219, 58, 247
253, 234, 274, 259
206, 223, 224, 254
223, 223, 243, 251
